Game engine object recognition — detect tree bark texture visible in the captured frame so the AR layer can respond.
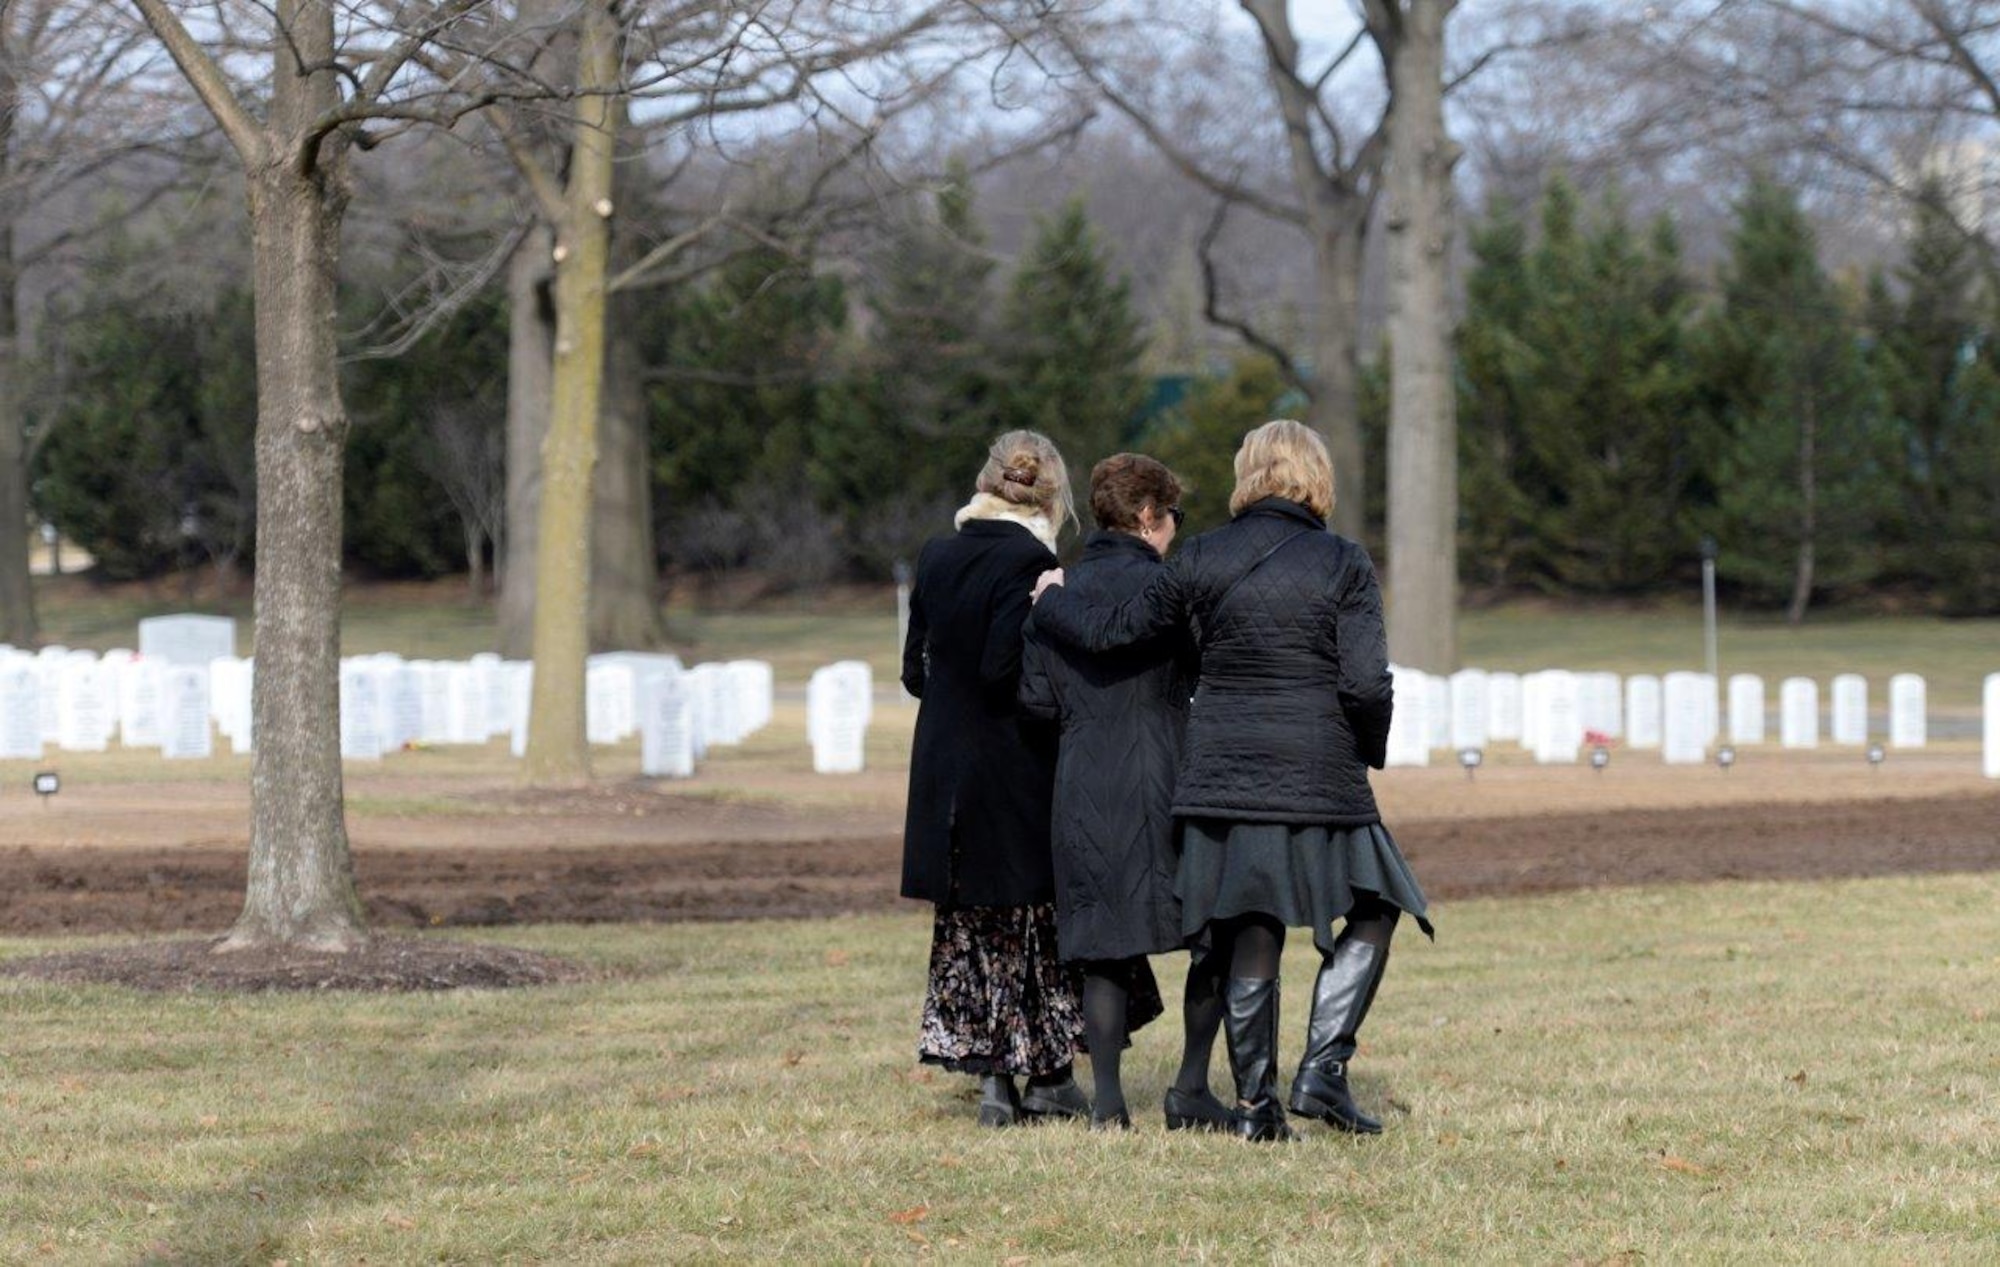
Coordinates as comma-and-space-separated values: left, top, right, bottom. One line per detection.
1309, 225, 1368, 544
523, 0, 617, 783
224, 0, 367, 949
0, 56, 35, 647
589, 306, 664, 649
1787, 396, 1817, 626
1383, 0, 1460, 673
499, 223, 554, 658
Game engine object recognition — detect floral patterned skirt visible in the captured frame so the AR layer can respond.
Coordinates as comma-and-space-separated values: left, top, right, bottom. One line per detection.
917, 903, 1086, 1077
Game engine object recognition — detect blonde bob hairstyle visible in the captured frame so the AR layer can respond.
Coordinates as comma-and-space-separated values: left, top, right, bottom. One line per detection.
976, 429, 1076, 536
1229, 419, 1335, 519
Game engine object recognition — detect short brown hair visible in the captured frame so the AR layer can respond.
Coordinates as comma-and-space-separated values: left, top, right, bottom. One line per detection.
1229, 419, 1334, 519
1089, 453, 1183, 532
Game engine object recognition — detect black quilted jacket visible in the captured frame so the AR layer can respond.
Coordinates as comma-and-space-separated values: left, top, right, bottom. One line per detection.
1030, 498, 1393, 827
1020, 532, 1196, 960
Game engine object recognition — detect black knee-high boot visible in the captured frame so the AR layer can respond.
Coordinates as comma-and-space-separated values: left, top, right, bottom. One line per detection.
1222, 977, 1295, 1143
1290, 938, 1390, 1134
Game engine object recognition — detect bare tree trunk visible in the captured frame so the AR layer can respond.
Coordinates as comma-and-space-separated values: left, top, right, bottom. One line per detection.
466, 524, 486, 597
590, 308, 664, 649
1384, 0, 1460, 673
1310, 226, 1367, 542
499, 223, 554, 657
523, 0, 617, 783
0, 60, 35, 648
1786, 397, 1817, 626
222, 3, 367, 950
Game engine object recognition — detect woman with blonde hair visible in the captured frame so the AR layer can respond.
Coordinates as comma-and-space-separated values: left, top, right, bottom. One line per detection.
1031, 419, 1431, 1141
901, 430, 1088, 1127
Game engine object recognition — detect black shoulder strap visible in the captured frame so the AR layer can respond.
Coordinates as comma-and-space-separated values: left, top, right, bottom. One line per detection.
1199, 527, 1315, 653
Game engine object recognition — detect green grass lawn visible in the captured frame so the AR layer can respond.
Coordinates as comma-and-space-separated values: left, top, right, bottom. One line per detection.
4, 871, 1995, 1262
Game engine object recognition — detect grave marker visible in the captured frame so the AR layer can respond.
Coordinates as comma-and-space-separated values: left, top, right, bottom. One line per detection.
160, 666, 213, 759
1486, 672, 1522, 743
1889, 673, 1926, 749
1727, 674, 1766, 745
1780, 678, 1819, 749
0, 659, 43, 759
640, 671, 696, 778
1449, 669, 1489, 751
1830, 674, 1867, 746
1625, 675, 1663, 750
1662, 672, 1709, 764
138, 615, 236, 666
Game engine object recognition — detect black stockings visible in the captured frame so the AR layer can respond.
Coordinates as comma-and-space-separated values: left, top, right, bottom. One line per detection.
1172, 914, 1286, 1095
1081, 962, 1139, 1117
1337, 894, 1400, 953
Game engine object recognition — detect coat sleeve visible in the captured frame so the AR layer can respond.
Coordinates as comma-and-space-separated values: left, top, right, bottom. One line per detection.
1033, 546, 1192, 653
1017, 617, 1061, 720
1332, 546, 1394, 769
900, 553, 929, 699
978, 554, 1044, 691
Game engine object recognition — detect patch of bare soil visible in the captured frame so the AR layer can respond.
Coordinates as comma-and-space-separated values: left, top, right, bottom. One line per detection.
0, 935, 588, 993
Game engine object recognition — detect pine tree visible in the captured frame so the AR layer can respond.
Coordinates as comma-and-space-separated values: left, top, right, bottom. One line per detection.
1694, 174, 1877, 621
997, 198, 1148, 489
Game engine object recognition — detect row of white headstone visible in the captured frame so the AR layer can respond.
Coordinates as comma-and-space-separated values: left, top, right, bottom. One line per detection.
1386, 666, 1999, 771
0, 641, 774, 772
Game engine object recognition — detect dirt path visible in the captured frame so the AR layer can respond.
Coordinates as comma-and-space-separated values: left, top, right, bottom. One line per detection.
6, 791, 1995, 936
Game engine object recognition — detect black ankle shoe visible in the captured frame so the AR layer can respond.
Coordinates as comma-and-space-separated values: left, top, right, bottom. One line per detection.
1021, 1075, 1090, 1120
1231, 1097, 1297, 1143
1289, 1063, 1383, 1135
1162, 1086, 1233, 1133
1090, 1107, 1132, 1131
977, 1075, 1021, 1128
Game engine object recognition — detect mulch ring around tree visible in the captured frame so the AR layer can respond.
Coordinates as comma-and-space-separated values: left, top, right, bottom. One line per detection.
0, 935, 592, 994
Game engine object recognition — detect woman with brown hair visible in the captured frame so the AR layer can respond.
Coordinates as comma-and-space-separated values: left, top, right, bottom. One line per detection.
901, 430, 1088, 1127
1018, 453, 1218, 1131
1031, 420, 1431, 1142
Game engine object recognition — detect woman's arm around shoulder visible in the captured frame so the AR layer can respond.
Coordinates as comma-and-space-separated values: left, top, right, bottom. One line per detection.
1032, 536, 1196, 653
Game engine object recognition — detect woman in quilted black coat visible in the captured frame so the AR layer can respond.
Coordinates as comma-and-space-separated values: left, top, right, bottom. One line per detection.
901, 430, 1088, 1128
1019, 454, 1203, 1131
1030, 420, 1431, 1142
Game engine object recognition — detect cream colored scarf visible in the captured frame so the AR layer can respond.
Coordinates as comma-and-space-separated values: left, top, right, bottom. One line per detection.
954, 493, 1059, 552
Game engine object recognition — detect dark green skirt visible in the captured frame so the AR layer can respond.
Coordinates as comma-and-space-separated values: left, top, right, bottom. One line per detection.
1177, 819, 1435, 958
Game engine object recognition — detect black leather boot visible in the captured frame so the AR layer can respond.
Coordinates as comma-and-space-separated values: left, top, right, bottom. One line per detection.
1289, 939, 1389, 1135
978, 1074, 1021, 1128
1162, 1085, 1233, 1133
1223, 977, 1296, 1143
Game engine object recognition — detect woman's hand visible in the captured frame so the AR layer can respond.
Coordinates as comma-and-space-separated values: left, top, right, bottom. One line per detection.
1031, 568, 1065, 603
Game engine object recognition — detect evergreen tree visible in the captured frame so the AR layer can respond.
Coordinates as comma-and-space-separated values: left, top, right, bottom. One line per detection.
1454, 198, 1540, 588
1694, 174, 1878, 620
1868, 183, 2000, 612
997, 198, 1148, 486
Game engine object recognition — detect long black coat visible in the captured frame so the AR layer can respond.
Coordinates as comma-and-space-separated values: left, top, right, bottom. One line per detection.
1020, 532, 1195, 961
900, 518, 1061, 908
1031, 497, 1392, 827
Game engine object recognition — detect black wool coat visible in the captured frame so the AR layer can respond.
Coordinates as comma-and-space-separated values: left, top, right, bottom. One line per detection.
1031, 498, 1392, 827
900, 518, 1061, 908
1020, 532, 1196, 962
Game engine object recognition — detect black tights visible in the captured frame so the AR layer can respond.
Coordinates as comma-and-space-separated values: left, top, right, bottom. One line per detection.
1338, 894, 1401, 953
1080, 960, 1143, 1116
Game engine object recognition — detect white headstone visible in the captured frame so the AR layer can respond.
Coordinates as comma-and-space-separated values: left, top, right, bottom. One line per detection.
1449, 669, 1489, 751
36, 652, 63, 742
1696, 673, 1720, 747
1531, 671, 1582, 765
446, 664, 489, 745
503, 662, 534, 758
639, 671, 696, 778
587, 664, 635, 746
383, 660, 422, 752
1780, 677, 1819, 749
210, 656, 254, 753
159, 666, 214, 760
1888, 673, 1926, 749
416, 662, 452, 745
339, 661, 385, 761
1424, 675, 1451, 751
808, 661, 871, 774
470, 653, 509, 738
1830, 674, 1868, 746
690, 663, 743, 747
138, 615, 237, 666
1984, 673, 2000, 780
1486, 672, 1522, 743
55, 659, 114, 753
1661, 671, 1709, 764
119, 658, 164, 748
1384, 666, 1431, 767
729, 660, 775, 737
1625, 675, 1663, 750
0, 659, 43, 759
1727, 674, 1766, 746
1578, 672, 1623, 740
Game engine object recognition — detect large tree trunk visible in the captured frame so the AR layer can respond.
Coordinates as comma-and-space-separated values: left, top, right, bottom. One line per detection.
222, 6, 367, 950
499, 224, 554, 657
1384, 0, 1460, 673
0, 60, 35, 648
1309, 225, 1368, 544
589, 309, 664, 649
523, 0, 617, 782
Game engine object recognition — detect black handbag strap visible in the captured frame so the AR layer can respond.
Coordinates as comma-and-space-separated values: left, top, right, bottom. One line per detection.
1198, 527, 1314, 654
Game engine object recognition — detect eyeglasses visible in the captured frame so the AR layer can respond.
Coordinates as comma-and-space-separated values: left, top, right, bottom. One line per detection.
1167, 506, 1185, 528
